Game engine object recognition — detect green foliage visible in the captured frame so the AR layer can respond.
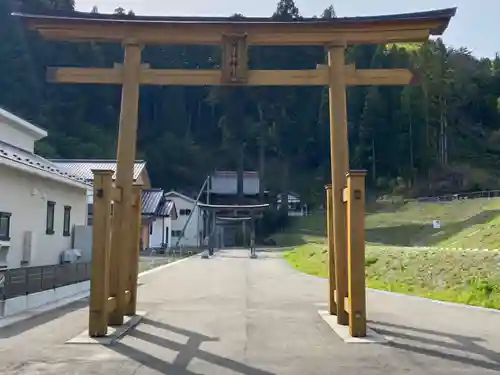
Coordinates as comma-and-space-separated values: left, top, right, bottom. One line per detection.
283, 241, 500, 309
258, 209, 290, 238
2, 1, 500, 201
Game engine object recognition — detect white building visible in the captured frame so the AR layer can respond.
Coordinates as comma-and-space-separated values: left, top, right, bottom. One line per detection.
165, 191, 202, 248
210, 170, 260, 196
277, 192, 308, 216
141, 189, 177, 249
0, 108, 89, 269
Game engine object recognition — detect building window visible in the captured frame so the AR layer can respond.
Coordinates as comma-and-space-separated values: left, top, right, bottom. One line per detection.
87, 203, 93, 225
172, 230, 182, 237
0, 212, 11, 241
149, 223, 153, 235
63, 206, 71, 237
46, 201, 55, 235
179, 209, 192, 216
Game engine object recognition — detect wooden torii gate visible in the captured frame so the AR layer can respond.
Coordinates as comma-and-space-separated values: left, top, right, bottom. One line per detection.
13, 8, 455, 338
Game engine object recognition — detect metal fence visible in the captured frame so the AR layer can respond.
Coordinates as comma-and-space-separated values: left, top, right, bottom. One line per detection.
409, 190, 500, 203
0, 262, 90, 300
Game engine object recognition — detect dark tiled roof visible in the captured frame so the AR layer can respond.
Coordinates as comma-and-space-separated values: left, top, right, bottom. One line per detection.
156, 199, 176, 218
140, 189, 177, 218
141, 188, 163, 215
0, 140, 89, 185
51, 159, 146, 182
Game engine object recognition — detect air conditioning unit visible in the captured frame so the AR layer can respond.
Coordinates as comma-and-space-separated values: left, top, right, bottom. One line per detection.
0, 244, 8, 269
22, 231, 35, 265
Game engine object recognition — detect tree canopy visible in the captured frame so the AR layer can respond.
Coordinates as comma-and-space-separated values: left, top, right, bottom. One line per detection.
2, 0, 500, 204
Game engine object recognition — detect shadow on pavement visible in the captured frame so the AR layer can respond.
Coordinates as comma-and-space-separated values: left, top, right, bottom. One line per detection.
110, 317, 276, 375
0, 299, 87, 339
370, 320, 500, 372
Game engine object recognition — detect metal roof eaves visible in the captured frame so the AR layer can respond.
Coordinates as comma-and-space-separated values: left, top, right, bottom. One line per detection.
0, 147, 90, 187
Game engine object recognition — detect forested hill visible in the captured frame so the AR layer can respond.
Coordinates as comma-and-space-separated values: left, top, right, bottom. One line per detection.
2, 0, 500, 205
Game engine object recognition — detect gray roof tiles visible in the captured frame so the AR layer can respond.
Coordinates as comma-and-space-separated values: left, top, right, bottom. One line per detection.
156, 199, 176, 218
50, 159, 146, 182
141, 189, 177, 218
0, 140, 89, 185
141, 189, 164, 215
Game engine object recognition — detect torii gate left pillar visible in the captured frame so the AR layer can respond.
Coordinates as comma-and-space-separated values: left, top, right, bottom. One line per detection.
108, 41, 142, 325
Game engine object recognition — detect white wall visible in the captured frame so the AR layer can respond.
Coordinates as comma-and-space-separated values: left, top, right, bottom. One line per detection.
168, 195, 200, 247
149, 216, 172, 248
0, 165, 87, 268
0, 120, 37, 153
210, 173, 260, 195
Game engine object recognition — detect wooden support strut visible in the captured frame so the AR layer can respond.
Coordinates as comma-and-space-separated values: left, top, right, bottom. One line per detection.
346, 170, 367, 337
125, 184, 143, 316
88, 169, 113, 337
325, 184, 336, 315
46, 64, 415, 86
108, 41, 142, 326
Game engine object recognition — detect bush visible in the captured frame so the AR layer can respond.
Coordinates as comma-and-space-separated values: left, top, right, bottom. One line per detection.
257, 209, 290, 239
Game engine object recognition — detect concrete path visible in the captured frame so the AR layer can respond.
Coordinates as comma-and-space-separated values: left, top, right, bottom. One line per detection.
1, 249, 500, 374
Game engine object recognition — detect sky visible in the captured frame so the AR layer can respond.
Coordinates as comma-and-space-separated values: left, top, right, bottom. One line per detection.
75, 0, 499, 59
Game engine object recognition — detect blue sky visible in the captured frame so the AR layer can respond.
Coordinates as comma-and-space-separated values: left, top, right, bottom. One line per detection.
75, 0, 499, 58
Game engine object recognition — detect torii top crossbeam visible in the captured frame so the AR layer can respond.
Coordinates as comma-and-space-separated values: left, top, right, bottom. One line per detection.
13, 8, 456, 45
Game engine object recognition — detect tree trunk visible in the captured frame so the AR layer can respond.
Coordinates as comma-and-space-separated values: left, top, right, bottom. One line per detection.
443, 97, 448, 165
371, 137, 376, 183
259, 136, 265, 202
280, 157, 289, 215
409, 111, 414, 187
237, 145, 244, 200
257, 103, 266, 203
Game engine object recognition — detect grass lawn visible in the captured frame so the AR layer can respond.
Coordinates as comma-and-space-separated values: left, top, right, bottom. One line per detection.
276, 198, 500, 309
365, 198, 500, 249
284, 241, 500, 309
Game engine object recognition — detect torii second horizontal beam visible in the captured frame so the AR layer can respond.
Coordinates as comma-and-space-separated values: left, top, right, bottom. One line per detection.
47, 64, 416, 86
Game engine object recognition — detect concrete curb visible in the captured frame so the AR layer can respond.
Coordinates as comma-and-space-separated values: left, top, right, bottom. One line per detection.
0, 253, 200, 330
367, 245, 500, 252
368, 288, 500, 314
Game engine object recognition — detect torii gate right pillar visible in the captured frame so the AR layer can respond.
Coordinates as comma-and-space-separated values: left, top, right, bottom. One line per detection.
327, 45, 349, 325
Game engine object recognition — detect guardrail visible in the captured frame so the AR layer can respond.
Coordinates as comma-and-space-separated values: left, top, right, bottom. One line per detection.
409, 190, 500, 202
0, 262, 90, 300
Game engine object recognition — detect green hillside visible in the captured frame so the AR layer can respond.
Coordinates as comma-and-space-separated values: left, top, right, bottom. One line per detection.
275, 197, 500, 250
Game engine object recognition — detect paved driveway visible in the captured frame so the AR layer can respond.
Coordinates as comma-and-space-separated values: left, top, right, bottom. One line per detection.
1, 249, 500, 374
